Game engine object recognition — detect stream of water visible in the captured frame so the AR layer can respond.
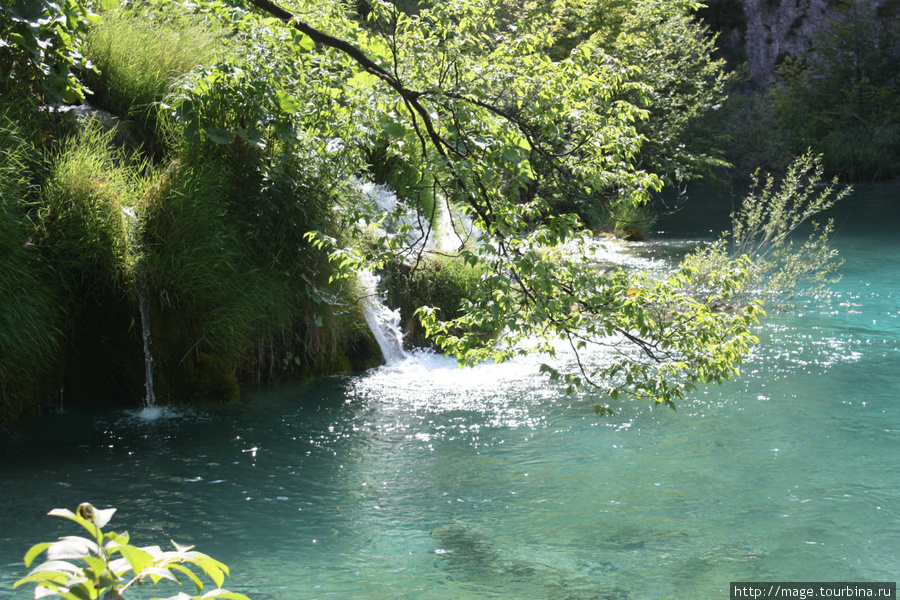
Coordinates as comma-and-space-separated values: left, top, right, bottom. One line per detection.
1, 185, 898, 599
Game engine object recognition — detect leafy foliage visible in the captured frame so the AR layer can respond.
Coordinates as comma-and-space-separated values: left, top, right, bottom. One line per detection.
684, 152, 848, 306
15, 503, 250, 600
0, 0, 846, 416
420, 154, 843, 414
154, 0, 842, 412
0, 0, 96, 104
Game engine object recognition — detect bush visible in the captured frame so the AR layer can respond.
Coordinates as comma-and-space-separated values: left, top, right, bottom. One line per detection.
0, 0, 95, 105
15, 503, 250, 600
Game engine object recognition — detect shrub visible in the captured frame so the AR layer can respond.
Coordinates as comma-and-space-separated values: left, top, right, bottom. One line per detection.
15, 502, 251, 600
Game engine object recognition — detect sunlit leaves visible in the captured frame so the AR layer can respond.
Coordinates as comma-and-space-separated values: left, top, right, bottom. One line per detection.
132, 0, 841, 413
0, 0, 97, 103
686, 152, 848, 307
420, 157, 837, 410
15, 504, 250, 600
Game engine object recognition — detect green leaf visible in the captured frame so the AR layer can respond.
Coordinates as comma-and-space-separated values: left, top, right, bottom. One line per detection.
14, 569, 71, 588
139, 566, 178, 584
104, 531, 130, 546
7, 31, 39, 55
501, 147, 521, 165
28, 559, 85, 576
113, 545, 154, 574
382, 120, 407, 137
81, 555, 108, 578
204, 128, 234, 145
23, 543, 52, 567
48, 508, 100, 539
168, 564, 204, 593
170, 540, 195, 553
275, 89, 301, 115
200, 590, 253, 600
291, 30, 314, 52
190, 555, 227, 588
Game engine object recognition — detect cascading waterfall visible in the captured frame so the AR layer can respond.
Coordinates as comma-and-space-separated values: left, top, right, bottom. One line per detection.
359, 270, 408, 365
355, 181, 479, 366
356, 180, 477, 252
122, 207, 157, 408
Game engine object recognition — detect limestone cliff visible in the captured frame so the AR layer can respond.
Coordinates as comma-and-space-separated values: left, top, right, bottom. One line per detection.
703, 0, 896, 88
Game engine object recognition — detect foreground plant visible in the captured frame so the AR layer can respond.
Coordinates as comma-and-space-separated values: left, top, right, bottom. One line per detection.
15, 503, 250, 600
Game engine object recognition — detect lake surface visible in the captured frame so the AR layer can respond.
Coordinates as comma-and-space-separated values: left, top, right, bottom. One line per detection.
1, 184, 898, 599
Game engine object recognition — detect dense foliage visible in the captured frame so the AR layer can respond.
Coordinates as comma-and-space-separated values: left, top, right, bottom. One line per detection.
0, 0, 95, 103
0, 0, 845, 419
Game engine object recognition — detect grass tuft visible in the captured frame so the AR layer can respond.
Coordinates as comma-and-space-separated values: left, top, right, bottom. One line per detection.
37, 121, 147, 298
0, 107, 65, 422
84, 4, 223, 145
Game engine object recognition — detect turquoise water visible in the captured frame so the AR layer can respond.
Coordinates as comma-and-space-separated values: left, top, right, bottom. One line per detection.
2, 185, 898, 599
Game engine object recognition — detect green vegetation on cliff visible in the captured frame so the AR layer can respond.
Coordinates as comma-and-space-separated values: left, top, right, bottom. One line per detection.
697, 0, 900, 180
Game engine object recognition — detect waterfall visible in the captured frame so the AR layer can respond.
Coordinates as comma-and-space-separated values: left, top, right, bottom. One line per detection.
354, 180, 478, 364
123, 207, 157, 407
356, 180, 478, 252
136, 265, 157, 408
359, 270, 408, 366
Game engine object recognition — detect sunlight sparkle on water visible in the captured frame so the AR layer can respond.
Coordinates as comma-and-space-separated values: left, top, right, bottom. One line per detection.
2, 186, 899, 600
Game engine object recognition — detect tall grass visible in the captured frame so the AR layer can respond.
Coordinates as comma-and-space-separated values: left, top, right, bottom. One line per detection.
38, 121, 146, 298
599, 197, 657, 241
83, 4, 223, 143
144, 139, 375, 396
0, 107, 65, 422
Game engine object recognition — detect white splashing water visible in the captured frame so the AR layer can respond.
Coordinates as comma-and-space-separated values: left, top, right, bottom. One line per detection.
355, 180, 478, 252
354, 180, 486, 366
123, 207, 157, 408
358, 270, 409, 365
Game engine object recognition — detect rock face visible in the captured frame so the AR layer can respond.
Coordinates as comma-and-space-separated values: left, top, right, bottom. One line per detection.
742, 0, 833, 86
706, 0, 894, 88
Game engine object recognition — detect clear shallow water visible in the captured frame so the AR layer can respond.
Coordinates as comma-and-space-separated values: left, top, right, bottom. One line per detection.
2, 185, 899, 599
